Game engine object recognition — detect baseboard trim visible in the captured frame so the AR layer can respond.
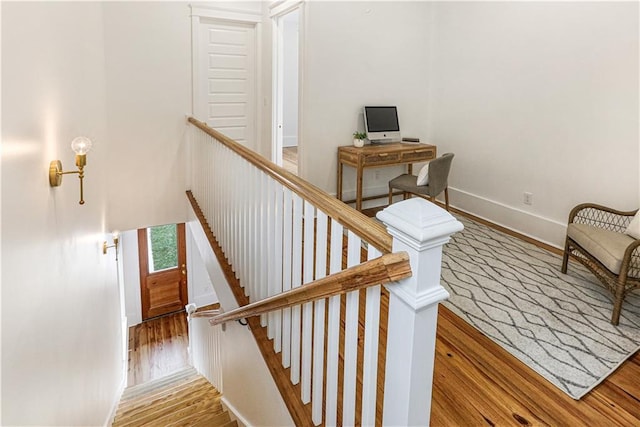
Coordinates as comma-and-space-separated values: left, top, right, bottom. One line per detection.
283, 136, 297, 148
448, 187, 566, 249
221, 396, 251, 427
103, 374, 127, 427
332, 184, 567, 249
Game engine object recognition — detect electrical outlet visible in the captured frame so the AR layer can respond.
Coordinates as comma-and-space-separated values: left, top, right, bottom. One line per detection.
523, 192, 533, 205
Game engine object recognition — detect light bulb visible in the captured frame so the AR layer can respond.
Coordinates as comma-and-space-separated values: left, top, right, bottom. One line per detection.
71, 137, 93, 155
112, 230, 120, 239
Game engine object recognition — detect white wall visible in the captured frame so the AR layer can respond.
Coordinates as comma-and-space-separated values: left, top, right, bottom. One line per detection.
428, 2, 639, 246
103, 2, 192, 232
284, 1, 638, 246
187, 226, 219, 308
301, 1, 433, 196
121, 230, 143, 327
1, 2, 124, 425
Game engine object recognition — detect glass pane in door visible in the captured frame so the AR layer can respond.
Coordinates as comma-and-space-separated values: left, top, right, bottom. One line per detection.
147, 224, 178, 272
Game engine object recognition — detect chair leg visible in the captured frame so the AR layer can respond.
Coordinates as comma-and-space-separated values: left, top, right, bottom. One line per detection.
388, 187, 393, 206
444, 187, 450, 211
611, 276, 627, 325
561, 237, 571, 274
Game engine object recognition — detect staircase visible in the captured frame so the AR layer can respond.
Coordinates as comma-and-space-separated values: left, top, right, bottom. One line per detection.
112, 368, 237, 427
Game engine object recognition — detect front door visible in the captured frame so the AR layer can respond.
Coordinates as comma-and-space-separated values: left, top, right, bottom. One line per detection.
138, 223, 187, 320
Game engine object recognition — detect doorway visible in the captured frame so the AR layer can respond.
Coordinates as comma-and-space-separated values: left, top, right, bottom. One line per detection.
138, 223, 187, 320
273, 4, 302, 174
194, 19, 257, 148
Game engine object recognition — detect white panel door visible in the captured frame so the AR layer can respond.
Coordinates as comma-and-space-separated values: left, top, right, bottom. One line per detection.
198, 20, 256, 146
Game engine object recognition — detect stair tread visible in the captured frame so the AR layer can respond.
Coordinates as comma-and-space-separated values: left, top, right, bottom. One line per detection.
114, 368, 235, 427
116, 378, 217, 417
116, 385, 221, 420
163, 406, 231, 427
117, 397, 221, 427
121, 368, 199, 400
115, 387, 221, 426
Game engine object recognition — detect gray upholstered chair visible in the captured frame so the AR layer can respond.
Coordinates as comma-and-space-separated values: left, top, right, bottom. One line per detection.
561, 203, 640, 325
388, 153, 454, 211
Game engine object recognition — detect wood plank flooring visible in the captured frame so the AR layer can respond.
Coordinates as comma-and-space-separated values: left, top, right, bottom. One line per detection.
130, 203, 640, 425
283, 146, 298, 174
434, 305, 640, 426
127, 311, 190, 387
127, 304, 221, 387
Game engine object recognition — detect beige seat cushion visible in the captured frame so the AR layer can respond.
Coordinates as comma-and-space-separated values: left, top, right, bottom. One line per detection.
568, 223, 635, 274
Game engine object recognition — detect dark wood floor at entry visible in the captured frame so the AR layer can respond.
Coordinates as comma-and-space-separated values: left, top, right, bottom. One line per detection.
127, 208, 640, 425
127, 304, 221, 387
127, 311, 190, 387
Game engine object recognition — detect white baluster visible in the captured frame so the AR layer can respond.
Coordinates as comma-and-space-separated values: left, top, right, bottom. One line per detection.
301, 201, 315, 403
361, 245, 382, 427
259, 173, 268, 326
273, 183, 284, 352
248, 165, 258, 301
311, 210, 328, 425
342, 231, 361, 426
281, 188, 293, 368
267, 177, 277, 339
325, 218, 343, 427
290, 194, 303, 384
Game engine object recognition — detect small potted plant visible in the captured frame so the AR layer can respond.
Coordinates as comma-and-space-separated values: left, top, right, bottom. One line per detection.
353, 131, 366, 148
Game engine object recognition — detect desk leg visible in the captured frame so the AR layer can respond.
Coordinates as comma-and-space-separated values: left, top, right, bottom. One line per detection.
408, 164, 413, 175
356, 166, 363, 211
337, 162, 343, 202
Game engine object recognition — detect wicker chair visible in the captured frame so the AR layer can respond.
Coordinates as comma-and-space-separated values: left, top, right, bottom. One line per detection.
388, 153, 454, 211
561, 203, 640, 325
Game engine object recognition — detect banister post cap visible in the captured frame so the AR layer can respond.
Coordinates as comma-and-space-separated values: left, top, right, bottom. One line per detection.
377, 198, 463, 249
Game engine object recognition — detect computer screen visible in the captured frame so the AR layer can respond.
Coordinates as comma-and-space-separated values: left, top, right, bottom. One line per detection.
363, 106, 401, 143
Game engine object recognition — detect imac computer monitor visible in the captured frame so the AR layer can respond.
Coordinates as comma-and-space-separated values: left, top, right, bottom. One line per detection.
363, 106, 400, 143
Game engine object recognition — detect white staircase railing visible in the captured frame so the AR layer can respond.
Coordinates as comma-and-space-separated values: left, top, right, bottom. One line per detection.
185, 304, 223, 392
186, 117, 463, 426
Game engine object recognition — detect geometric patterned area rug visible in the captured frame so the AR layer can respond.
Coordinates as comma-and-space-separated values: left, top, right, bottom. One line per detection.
441, 215, 640, 399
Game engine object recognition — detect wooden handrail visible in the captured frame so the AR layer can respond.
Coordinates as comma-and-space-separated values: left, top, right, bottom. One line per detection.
209, 251, 411, 326
190, 309, 221, 318
188, 116, 392, 253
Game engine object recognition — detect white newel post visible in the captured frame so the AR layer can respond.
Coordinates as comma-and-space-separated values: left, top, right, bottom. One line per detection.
377, 198, 463, 426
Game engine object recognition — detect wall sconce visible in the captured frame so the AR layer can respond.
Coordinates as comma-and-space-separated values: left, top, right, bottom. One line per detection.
103, 231, 120, 260
49, 136, 93, 205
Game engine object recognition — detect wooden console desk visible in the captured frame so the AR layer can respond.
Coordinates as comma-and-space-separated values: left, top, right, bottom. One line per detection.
337, 142, 437, 211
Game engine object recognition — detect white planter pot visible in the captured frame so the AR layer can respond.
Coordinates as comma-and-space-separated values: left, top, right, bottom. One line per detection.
353, 138, 365, 148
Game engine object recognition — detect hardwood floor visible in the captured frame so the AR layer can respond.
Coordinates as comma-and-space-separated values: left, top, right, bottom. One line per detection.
369, 203, 640, 425
127, 311, 190, 387
131, 200, 640, 425
283, 146, 298, 174
127, 304, 221, 387
434, 305, 640, 426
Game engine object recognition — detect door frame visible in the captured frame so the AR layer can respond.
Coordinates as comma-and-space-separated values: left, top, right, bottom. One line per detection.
138, 223, 187, 320
270, 0, 305, 170
190, 5, 262, 151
